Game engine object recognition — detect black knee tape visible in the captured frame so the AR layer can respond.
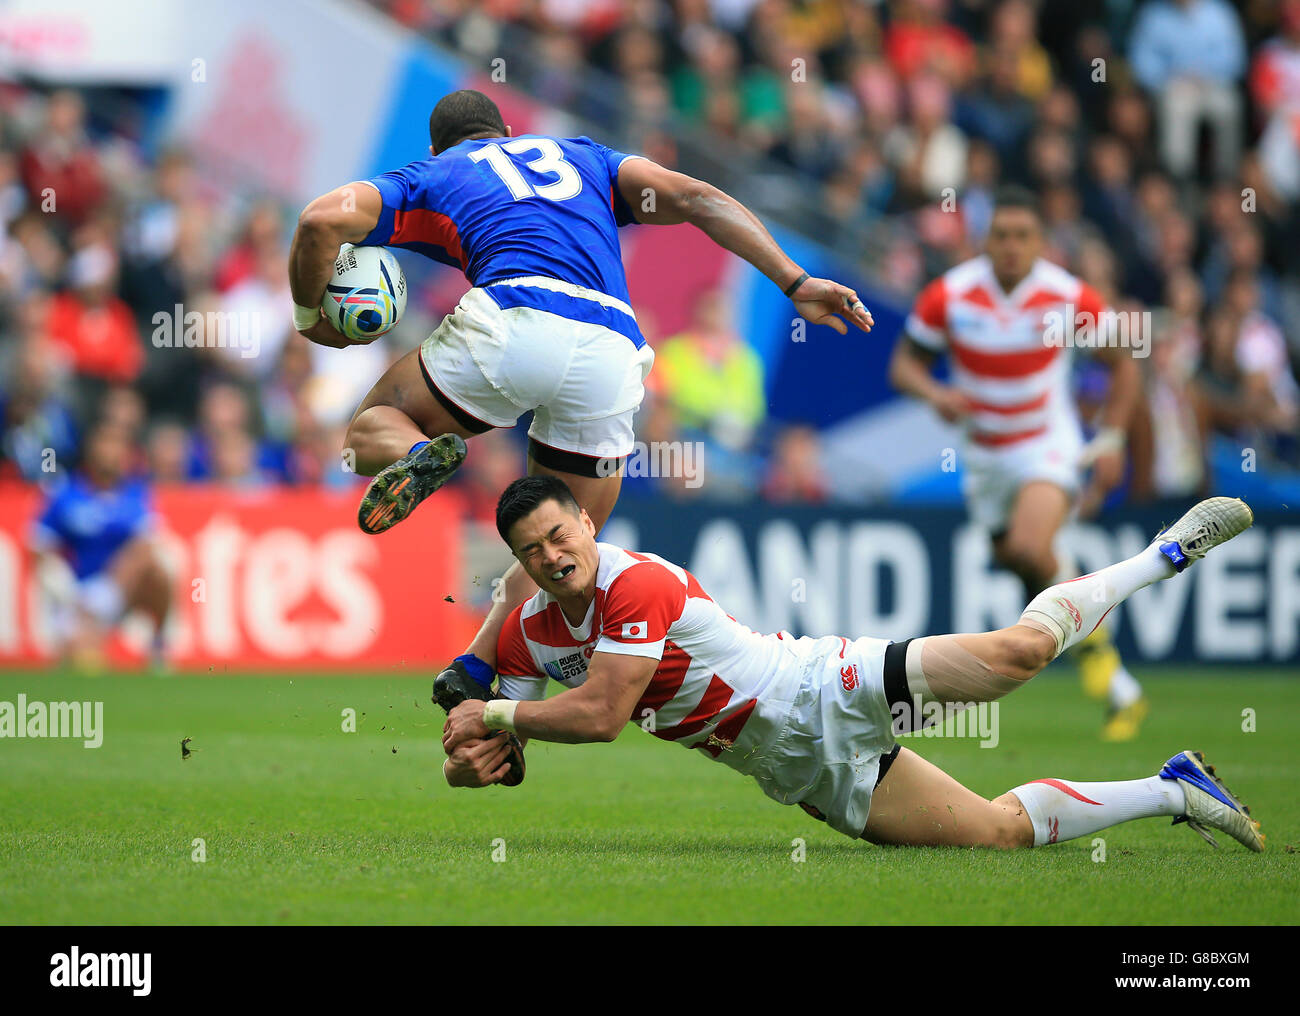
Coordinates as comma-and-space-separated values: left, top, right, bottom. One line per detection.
883, 639, 914, 713
528, 438, 623, 479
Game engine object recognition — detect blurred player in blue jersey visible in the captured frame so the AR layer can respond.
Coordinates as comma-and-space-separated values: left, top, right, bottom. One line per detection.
29, 421, 172, 671
288, 88, 873, 694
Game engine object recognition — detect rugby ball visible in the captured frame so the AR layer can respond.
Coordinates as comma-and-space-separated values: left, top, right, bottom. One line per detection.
321, 243, 407, 343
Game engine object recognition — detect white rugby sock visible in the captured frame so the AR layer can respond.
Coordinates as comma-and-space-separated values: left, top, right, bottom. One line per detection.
1107, 665, 1144, 710
1019, 543, 1174, 657
1009, 776, 1185, 846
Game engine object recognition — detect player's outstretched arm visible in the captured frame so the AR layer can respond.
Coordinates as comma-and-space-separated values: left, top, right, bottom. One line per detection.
616, 158, 873, 335
288, 182, 383, 348
442, 651, 656, 750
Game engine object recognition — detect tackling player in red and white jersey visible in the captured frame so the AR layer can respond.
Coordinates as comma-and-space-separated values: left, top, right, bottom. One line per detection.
889, 186, 1147, 740
439, 476, 1265, 853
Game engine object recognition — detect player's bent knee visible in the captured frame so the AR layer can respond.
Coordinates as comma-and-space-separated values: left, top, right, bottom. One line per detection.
988, 796, 1034, 849
989, 812, 1030, 849
343, 414, 366, 455
1021, 628, 1058, 674
344, 410, 389, 476
991, 628, 1055, 683
344, 408, 377, 443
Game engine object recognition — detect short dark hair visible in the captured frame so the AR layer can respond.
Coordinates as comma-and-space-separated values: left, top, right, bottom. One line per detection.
428, 89, 506, 154
496, 475, 581, 546
992, 184, 1042, 220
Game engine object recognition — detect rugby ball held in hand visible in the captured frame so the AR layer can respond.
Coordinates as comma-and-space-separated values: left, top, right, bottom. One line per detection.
321, 243, 407, 342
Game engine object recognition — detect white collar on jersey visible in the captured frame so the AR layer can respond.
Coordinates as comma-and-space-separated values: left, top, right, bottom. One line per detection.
979, 254, 1047, 308
560, 594, 597, 642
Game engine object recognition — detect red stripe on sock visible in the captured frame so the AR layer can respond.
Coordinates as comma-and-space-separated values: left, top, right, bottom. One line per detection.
1087, 604, 1116, 638
1057, 572, 1097, 584
1029, 778, 1103, 805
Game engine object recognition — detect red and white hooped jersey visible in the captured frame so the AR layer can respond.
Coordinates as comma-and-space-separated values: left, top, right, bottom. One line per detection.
495, 542, 817, 773
906, 255, 1101, 449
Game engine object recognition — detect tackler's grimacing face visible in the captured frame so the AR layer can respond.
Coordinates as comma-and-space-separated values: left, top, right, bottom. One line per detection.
509, 498, 600, 598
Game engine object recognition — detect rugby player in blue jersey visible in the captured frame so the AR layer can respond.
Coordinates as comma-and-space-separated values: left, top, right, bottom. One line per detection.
288, 89, 873, 704
29, 421, 172, 671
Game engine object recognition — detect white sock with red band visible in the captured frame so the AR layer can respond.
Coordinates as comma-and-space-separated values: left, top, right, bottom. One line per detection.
1019, 544, 1175, 657
1009, 776, 1185, 846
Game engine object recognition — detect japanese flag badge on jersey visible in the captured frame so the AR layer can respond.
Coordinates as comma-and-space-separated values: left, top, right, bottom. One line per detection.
621, 621, 650, 639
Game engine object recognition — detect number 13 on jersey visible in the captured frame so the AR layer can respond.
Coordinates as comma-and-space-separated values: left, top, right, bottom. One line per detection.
469, 138, 583, 202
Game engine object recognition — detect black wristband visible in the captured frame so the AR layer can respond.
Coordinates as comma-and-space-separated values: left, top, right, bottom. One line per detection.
783, 271, 809, 298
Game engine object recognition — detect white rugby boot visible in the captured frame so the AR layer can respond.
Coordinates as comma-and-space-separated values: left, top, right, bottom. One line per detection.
1152, 497, 1254, 573
1158, 750, 1264, 852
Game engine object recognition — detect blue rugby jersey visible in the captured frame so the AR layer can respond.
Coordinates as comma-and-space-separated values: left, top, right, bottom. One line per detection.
360, 135, 645, 347
31, 473, 156, 579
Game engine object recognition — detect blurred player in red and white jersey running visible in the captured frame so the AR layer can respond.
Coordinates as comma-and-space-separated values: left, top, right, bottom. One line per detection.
439, 476, 1264, 854
889, 186, 1147, 740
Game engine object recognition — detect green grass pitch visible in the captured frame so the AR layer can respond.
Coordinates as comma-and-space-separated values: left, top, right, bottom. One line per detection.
1, 666, 1297, 925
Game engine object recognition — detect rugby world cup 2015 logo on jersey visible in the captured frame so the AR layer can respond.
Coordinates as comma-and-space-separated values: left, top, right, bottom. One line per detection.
544, 650, 590, 684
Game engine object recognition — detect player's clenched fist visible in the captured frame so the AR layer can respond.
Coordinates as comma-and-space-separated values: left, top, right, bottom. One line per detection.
443, 731, 514, 788
442, 700, 491, 754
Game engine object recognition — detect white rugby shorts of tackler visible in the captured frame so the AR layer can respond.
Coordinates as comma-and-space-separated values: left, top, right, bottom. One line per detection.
750, 634, 901, 838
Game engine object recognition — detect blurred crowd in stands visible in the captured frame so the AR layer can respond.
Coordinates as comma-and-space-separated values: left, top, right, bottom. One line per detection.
3, 0, 1299, 512
0, 83, 401, 497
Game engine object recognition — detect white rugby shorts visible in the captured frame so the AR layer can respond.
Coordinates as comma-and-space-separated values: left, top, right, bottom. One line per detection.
960, 416, 1085, 531
749, 634, 899, 839
419, 280, 654, 466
